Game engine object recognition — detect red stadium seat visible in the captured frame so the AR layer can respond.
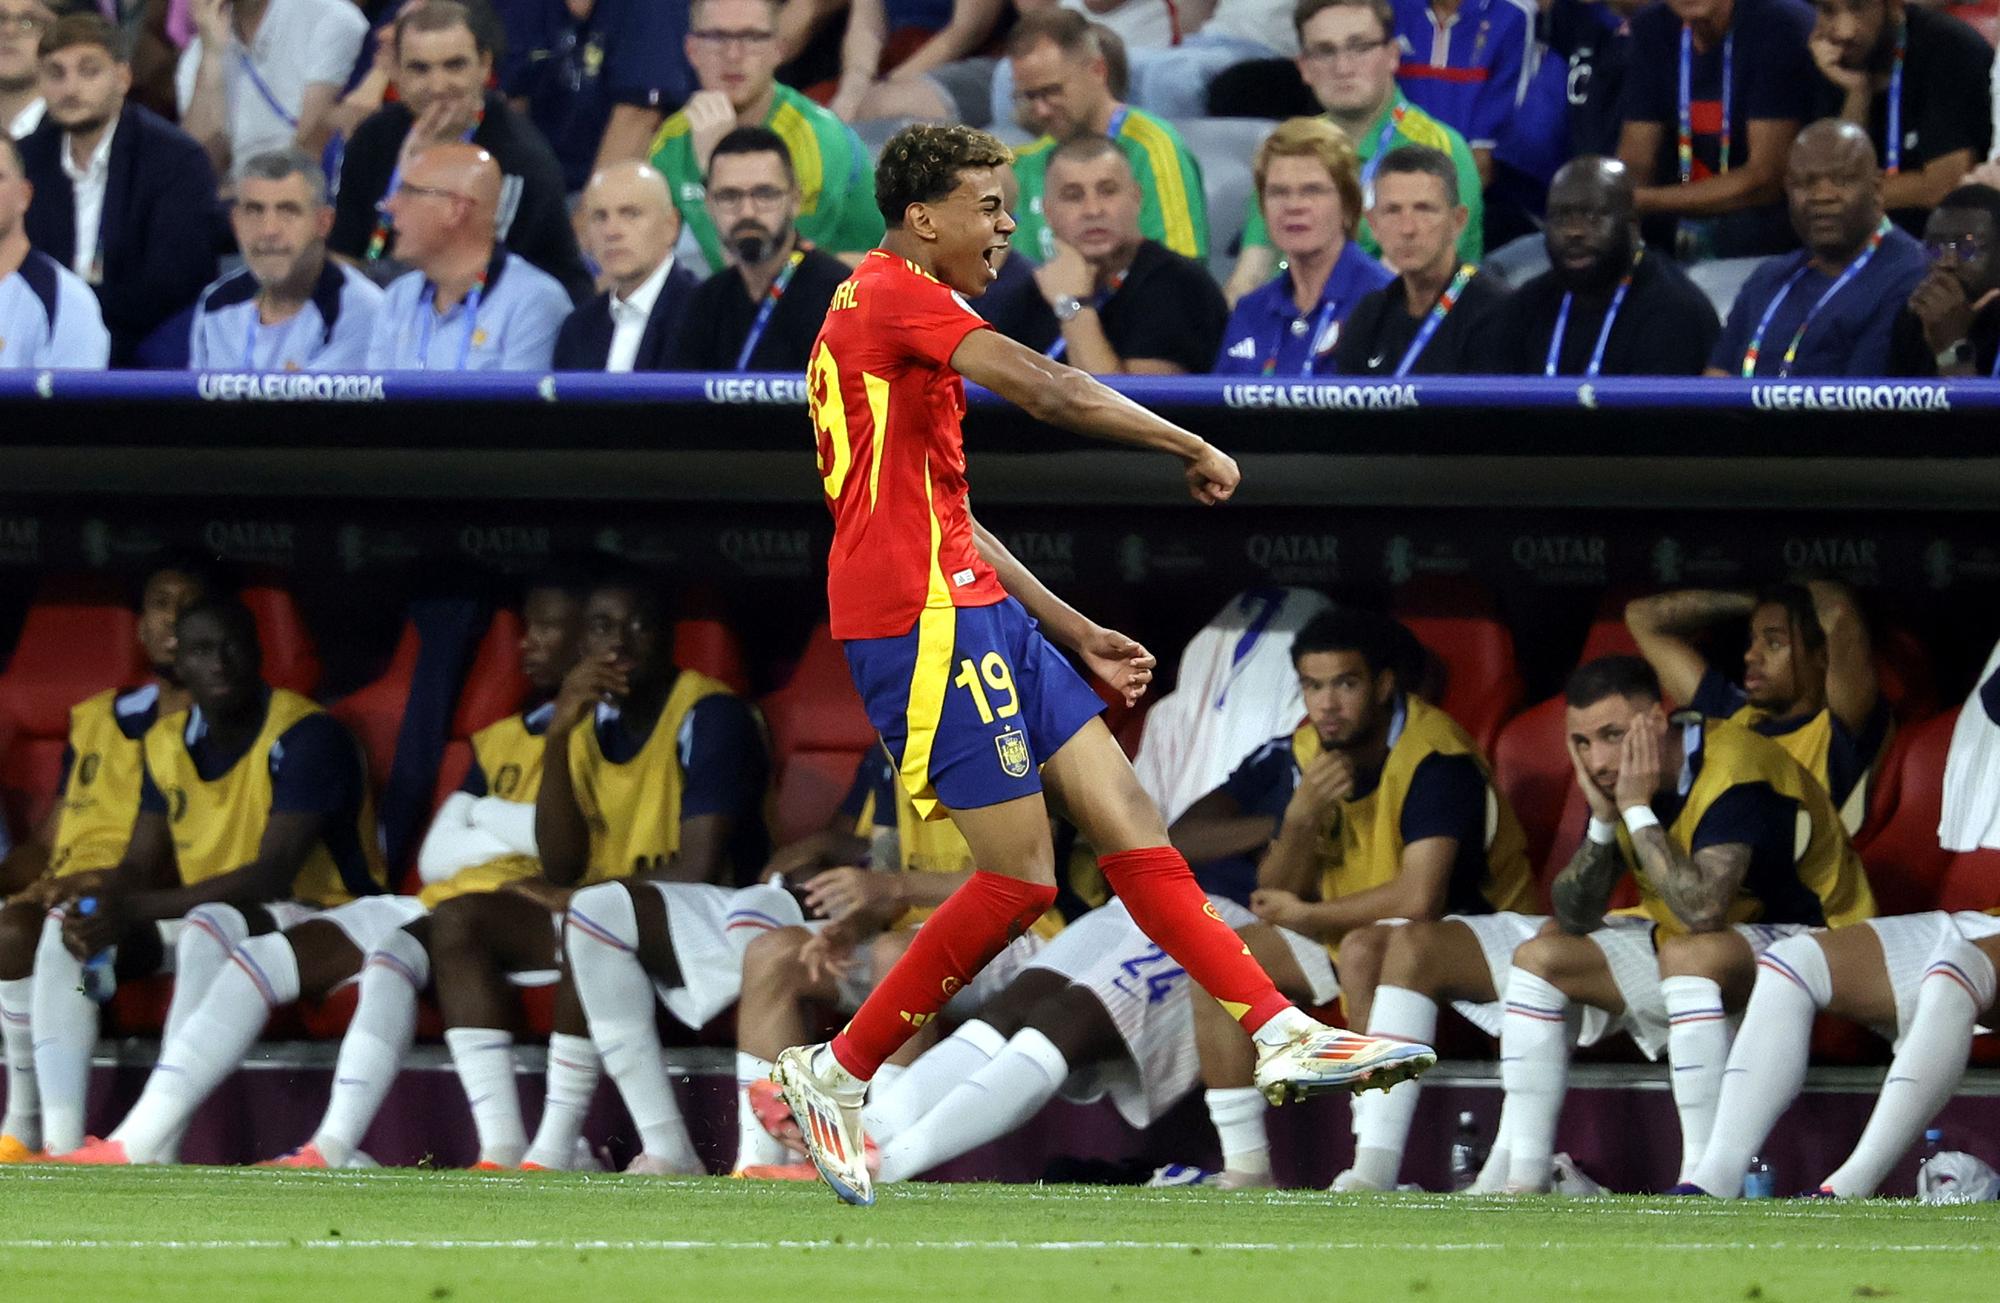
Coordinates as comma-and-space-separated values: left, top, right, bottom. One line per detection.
1394, 578, 1524, 753
674, 618, 750, 694
1935, 849, 2000, 915
1874, 623, 1939, 724
760, 624, 877, 844
451, 609, 528, 740
327, 621, 421, 794
241, 585, 321, 697
1855, 707, 1959, 915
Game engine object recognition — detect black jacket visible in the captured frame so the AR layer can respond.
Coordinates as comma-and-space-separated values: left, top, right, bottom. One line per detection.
554, 258, 701, 370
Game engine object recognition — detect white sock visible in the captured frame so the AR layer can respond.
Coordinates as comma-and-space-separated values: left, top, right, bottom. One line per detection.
1499, 968, 1575, 1193
1662, 974, 1731, 1183
523, 1033, 601, 1170
1205, 1086, 1269, 1177
1249, 1004, 1320, 1052
314, 929, 428, 1165
114, 932, 298, 1162
734, 1051, 789, 1171
1471, 1103, 1513, 1193
31, 909, 97, 1155
1350, 985, 1440, 1188
1688, 936, 1828, 1197
566, 883, 697, 1170
876, 1027, 1070, 1184
862, 1019, 1006, 1142
445, 1026, 527, 1166
722, 884, 805, 961
1, 974, 40, 1148
166, 905, 247, 1044
872, 1062, 907, 1098
1824, 938, 1996, 1198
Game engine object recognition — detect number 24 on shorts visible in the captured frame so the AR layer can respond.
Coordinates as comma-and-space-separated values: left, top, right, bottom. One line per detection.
954, 652, 1019, 725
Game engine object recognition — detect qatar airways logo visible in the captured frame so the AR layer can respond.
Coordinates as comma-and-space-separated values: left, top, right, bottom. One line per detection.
720, 528, 812, 578
457, 525, 551, 560
202, 519, 294, 565
1246, 533, 1339, 581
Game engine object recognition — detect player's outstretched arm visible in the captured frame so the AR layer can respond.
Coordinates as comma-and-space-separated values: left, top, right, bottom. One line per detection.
970, 514, 1154, 706
950, 328, 1240, 506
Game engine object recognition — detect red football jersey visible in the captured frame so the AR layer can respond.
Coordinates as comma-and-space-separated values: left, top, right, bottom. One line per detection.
810, 252, 1008, 640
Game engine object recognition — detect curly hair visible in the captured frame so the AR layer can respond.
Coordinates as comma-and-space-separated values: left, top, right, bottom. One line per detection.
876, 124, 1014, 228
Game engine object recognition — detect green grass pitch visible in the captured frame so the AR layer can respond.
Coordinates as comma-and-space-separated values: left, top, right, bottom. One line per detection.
0, 1167, 1994, 1301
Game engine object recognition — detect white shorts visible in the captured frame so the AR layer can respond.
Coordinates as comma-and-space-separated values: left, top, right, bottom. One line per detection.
301, 896, 428, 957
1591, 918, 1808, 1058
1211, 898, 1340, 1007
646, 882, 741, 1030
1439, 911, 1547, 1038
1025, 898, 1209, 1131
823, 920, 1046, 1017
1863, 911, 2000, 1048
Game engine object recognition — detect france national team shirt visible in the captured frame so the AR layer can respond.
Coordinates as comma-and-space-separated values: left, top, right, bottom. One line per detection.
1690, 666, 1888, 811
1390, 0, 1534, 151
1710, 226, 1927, 378
188, 259, 384, 371
1213, 240, 1393, 375
366, 248, 573, 372
592, 687, 770, 873
0, 249, 110, 369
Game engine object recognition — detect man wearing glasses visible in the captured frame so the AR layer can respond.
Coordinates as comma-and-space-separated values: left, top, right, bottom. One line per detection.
650, 0, 882, 276
1890, 184, 2000, 377
0, 0, 49, 138
669, 126, 848, 372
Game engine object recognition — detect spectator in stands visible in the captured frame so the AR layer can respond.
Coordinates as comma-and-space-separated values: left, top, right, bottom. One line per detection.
1122, 0, 1300, 121
1015, 136, 1225, 374
1808, 0, 1991, 235
366, 143, 574, 371
0, 130, 107, 368
1488, 155, 1721, 375
20, 14, 218, 367
1389, 0, 1533, 186
984, 0, 1175, 128
0, 561, 207, 1162
668, 126, 849, 371
1003, 10, 1208, 264
1216, 117, 1391, 375
497, 0, 694, 189
189, 148, 383, 372
1616, 0, 1816, 270
555, 162, 698, 372
0, 0, 49, 139
329, 1, 590, 301
1707, 119, 1925, 377
1891, 184, 2000, 378
651, 0, 882, 275
1223, 0, 1481, 306
174, 0, 369, 182
1333, 145, 1506, 376
34, 597, 388, 1162
824, 0, 1007, 124
1163, 609, 1534, 1191
1627, 579, 1885, 821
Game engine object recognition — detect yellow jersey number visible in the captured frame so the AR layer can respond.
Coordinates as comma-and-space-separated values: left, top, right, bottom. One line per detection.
954, 652, 1020, 725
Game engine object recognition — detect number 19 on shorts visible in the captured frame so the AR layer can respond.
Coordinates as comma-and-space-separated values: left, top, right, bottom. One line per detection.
953, 652, 1020, 725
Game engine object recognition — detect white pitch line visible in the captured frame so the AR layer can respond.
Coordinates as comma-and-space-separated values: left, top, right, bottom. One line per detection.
0, 1239, 1990, 1254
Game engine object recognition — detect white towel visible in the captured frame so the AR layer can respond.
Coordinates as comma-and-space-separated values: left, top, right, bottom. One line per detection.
1940, 639, 2000, 852
1133, 587, 1332, 826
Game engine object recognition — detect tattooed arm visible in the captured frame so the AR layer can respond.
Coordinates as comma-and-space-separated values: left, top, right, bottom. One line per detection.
1551, 835, 1626, 935
1629, 830, 1749, 934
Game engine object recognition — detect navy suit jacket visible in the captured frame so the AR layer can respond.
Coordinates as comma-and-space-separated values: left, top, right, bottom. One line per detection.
19, 102, 219, 366
552, 259, 699, 371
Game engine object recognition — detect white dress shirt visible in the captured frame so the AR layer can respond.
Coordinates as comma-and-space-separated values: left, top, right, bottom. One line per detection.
6, 96, 44, 140
60, 120, 116, 282
605, 254, 673, 374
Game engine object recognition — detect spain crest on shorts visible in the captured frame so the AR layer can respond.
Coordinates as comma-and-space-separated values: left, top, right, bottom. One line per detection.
994, 728, 1031, 778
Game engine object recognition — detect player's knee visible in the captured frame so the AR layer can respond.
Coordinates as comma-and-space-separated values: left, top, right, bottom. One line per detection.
741, 925, 811, 993
1656, 929, 1749, 983
181, 903, 250, 961
1379, 921, 1444, 992
1336, 924, 1392, 986
427, 895, 493, 964
32, 909, 73, 969
1024, 985, 1114, 1066
1511, 933, 1588, 986
367, 925, 432, 992
1926, 934, 1999, 1013
1755, 933, 1835, 1008
0, 903, 42, 980
565, 881, 641, 958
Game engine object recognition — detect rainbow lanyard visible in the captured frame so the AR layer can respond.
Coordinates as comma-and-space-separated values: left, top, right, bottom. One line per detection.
1884, 21, 1907, 175
1360, 102, 1410, 197
1739, 220, 1890, 378
1260, 300, 1339, 376
1394, 263, 1477, 377
1677, 26, 1732, 185
735, 249, 806, 370
242, 299, 307, 370
366, 115, 484, 262
1544, 248, 1644, 377
416, 271, 487, 371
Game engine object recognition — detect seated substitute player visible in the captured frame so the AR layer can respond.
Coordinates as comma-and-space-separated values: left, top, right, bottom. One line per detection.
1162, 608, 1534, 1191
1627, 579, 1887, 826
1338, 655, 1873, 1193
423, 574, 769, 1173
775, 122, 1433, 1207
48, 598, 390, 1164
258, 578, 586, 1170
0, 561, 208, 1162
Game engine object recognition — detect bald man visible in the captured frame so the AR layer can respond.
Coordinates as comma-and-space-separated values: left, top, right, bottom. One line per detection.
1708, 120, 1927, 378
1489, 157, 1719, 376
365, 142, 574, 372
554, 164, 698, 373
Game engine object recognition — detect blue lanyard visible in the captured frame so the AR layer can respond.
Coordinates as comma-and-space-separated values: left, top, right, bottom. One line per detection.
416, 275, 486, 371
1259, 300, 1339, 376
1107, 105, 1128, 137
735, 249, 805, 370
242, 301, 306, 370
1740, 221, 1890, 377
1393, 263, 1476, 378
1359, 104, 1408, 203
1677, 27, 1732, 184
1544, 250, 1642, 378
235, 46, 298, 130
1884, 21, 1906, 175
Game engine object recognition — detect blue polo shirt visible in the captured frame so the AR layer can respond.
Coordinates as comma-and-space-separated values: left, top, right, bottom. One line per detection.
0, 249, 109, 369
1392, 0, 1534, 151
1710, 226, 1928, 378
367, 248, 572, 372
188, 259, 383, 372
1214, 241, 1393, 376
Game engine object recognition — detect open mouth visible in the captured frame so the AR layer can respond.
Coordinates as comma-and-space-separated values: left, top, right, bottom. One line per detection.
980, 242, 1007, 276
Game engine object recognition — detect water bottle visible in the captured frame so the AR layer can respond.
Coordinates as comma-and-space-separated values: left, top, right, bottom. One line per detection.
1743, 1156, 1775, 1199
73, 897, 117, 1005
1917, 1127, 1946, 1189
1448, 1111, 1486, 1192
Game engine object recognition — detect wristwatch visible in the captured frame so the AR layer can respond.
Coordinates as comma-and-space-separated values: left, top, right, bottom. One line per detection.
1052, 295, 1086, 323
1936, 339, 1973, 369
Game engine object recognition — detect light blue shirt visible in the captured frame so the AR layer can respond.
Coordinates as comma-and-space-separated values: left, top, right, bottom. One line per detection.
188, 259, 384, 371
0, 249, 110, 369
366, 248, 571, 372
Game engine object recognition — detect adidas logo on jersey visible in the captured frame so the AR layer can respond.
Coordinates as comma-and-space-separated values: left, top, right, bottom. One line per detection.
1226, 337, 1257, 360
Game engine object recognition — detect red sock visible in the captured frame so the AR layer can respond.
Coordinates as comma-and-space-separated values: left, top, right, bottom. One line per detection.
1099, 846, 1292, 1034
829, 870, 1057, 1080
